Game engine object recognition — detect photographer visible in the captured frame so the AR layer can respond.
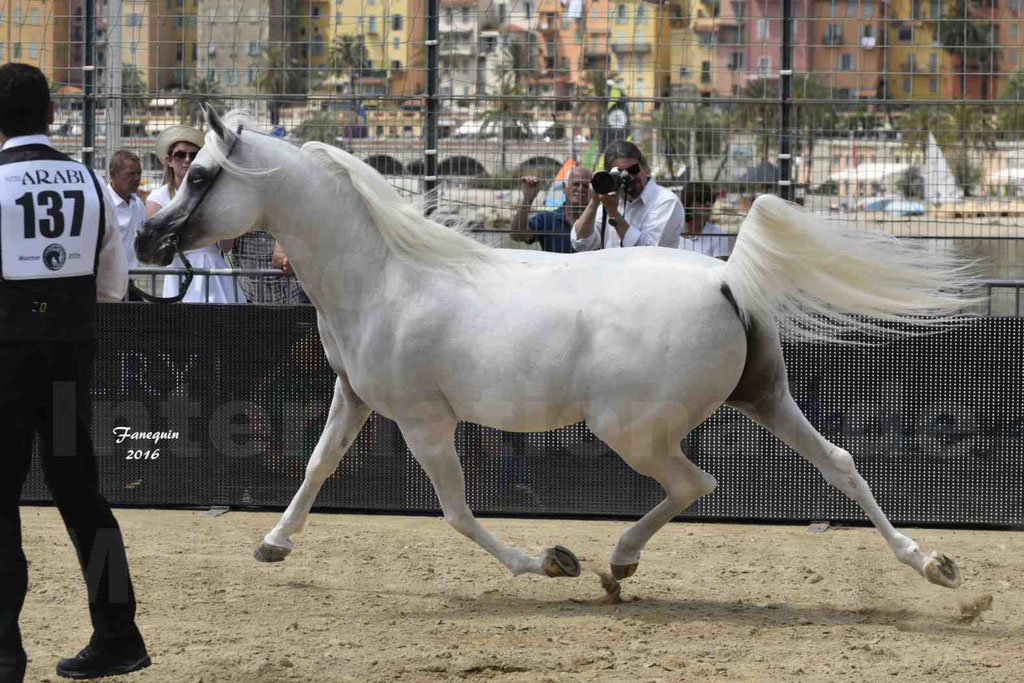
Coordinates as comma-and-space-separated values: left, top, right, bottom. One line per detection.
570, 141, 682, 251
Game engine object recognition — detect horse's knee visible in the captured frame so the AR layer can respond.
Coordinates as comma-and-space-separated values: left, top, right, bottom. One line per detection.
821, 447, 861, 492
668, 470, 717, 503
444, 508, 476, 536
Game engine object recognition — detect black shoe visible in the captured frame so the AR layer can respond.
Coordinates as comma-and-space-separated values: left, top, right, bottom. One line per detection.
56, 645, 151, 680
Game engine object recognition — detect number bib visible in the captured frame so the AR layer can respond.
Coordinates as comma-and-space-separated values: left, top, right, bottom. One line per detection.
0, 159, 101, 280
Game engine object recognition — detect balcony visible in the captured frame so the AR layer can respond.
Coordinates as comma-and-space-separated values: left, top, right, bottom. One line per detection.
584, 41, 608, 56
611, 42, 652, 53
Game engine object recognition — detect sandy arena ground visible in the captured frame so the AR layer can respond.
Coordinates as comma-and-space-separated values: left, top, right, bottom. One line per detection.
17, 507, 1024, 682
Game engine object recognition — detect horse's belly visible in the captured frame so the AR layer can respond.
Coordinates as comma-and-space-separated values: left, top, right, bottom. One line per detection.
451, 398, 585, 432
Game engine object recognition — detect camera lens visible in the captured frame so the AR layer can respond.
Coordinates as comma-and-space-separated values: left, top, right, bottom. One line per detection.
591, 171, 623, 194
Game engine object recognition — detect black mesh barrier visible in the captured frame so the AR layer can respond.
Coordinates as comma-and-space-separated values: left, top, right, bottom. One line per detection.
20, 305, 1024, 526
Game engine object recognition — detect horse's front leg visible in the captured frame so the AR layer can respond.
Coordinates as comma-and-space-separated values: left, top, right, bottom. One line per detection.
399, 417, 580, 579
255, 376, 370, 562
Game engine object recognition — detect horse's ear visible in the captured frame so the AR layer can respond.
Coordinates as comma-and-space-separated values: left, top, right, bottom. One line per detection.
203, 103, 226, 140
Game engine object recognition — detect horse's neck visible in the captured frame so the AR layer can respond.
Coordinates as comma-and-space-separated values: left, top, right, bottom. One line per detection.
264, 153, 391, 309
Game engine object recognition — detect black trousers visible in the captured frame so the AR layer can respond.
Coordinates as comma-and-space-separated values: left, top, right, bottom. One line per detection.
0, 341, 144, 682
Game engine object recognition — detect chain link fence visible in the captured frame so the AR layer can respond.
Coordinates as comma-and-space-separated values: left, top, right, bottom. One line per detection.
6, 0, 1024, 310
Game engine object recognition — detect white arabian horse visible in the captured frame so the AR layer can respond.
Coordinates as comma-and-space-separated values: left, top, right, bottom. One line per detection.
137, 107, 974, 590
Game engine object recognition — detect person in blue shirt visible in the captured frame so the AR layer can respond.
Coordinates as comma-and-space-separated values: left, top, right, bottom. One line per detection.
510, 166, 592, 254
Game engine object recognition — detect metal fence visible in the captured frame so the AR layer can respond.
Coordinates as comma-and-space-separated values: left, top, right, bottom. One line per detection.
7, 0, 1024, 285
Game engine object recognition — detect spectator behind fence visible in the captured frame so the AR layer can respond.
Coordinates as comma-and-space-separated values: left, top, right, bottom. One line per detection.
105, 149, 147, 300
0, 62, 150, 682
678, 182, 731, 261
145, 125, 245, 303
570, 140, 682, 251
510, 166, 592, 254
225, 224, 310, 304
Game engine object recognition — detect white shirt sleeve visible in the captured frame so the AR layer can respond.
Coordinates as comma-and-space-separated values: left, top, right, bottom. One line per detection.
569, 211, 602, 251
627, 193, 683, 248
95, 197, 129, 302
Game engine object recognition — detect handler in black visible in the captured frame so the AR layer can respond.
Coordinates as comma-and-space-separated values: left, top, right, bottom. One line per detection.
0, 64, 150, 681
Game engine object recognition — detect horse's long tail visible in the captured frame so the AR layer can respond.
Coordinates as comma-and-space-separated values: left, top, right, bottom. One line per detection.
723, 194, 979, 343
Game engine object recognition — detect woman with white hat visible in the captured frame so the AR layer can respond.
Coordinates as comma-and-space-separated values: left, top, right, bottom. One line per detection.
145, 124, 245, 303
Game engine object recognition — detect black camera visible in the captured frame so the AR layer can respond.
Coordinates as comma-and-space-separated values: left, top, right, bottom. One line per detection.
590, 166, 633, 194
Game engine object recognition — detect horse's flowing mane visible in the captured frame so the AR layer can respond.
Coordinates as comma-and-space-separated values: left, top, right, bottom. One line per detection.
301, 141, 497, 275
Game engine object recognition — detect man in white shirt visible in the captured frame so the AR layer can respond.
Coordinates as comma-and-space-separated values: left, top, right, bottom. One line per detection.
0, 62, 149, 682
678, 182, 731, 260
570, 140, 682, 251
105, 150, 146, 299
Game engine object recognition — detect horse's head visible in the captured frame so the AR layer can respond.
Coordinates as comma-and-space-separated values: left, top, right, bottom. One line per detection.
135, 105, 268, 266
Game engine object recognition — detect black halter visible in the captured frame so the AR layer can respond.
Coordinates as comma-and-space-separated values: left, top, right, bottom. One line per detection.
129, 124, 244, 304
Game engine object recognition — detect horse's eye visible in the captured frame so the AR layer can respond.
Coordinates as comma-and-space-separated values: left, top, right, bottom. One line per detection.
189, 172, 205, 185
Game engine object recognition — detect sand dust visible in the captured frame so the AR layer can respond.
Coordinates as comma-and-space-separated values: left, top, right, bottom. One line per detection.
18, 507, 1024, 682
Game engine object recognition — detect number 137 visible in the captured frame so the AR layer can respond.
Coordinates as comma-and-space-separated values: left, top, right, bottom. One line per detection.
14, 190, 85, 239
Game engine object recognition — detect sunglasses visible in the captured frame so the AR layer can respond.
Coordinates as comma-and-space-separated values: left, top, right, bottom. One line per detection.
614, 163, 641, 176
171, 150, 198, 161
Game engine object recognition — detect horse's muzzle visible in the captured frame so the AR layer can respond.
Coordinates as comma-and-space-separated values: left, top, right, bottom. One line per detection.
135, 216, 186, 266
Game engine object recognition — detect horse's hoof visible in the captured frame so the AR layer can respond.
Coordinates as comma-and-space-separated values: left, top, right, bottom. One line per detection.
254, 541, 292, 563
611, 563, 638, 581
542, 545, 581, 578
924, 551, 962, 589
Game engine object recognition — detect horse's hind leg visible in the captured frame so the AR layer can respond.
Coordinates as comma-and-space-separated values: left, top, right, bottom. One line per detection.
588, 410, 718, 580
727, 335, 961, 588
255, 376, 370, 562
398, 416, 580, 579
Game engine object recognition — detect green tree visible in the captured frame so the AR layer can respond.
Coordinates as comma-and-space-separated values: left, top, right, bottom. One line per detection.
258, 46, 313, 124
176, 75, 223, 126
997, 70, 1024, 139
120, 65, 148, 117
937, 0, 995, 100
328, 34, 371, 113
897, 166, 925, 198
658, 105, 727, 180
296, 110, 343, 144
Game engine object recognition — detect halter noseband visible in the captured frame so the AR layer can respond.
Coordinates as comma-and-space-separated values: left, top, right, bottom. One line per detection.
130, 123, 244, 304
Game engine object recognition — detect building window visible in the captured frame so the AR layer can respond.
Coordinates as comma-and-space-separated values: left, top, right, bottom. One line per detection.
247, 68, 257, 84
727, 51, 743, 71
758, 56, 771, 74
757, 19, 769, 40
698, 31, 713, 46
846, 0, 855, 15
312, 35, 325, 56
227, 69, 238, 84
839, 53, 853, 70
860, 24, 875, 40
392, 14, 403, 30
27, 42, 38, 59
829, 0, 838, 15
248, 41, 259, 56
393, 36, 401, 49
636, 56, 644, 70
864, 0, 874, 16
929, 52, 937, 71
615, 4, 627, 23
1011, 24, 1020, 40
368, 16, 376, 32
208, 69, 218, 83
898, 26, 913, 41
336, 11, 342, 24
635, 5, 647, 22
902, 76, 911, 94
1010, 0, 1021, 10
28, 8, 40, 25
825, 24, 842, 44
701, 61, 711, 83
929, 78, 938, 93
127, 13, 143, 27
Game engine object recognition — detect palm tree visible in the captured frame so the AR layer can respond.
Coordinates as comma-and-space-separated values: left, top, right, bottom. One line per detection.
658, 105, 727, 180
120, 65, 148, 117
740, 76, 836, 184
895, 106, 955, 163
176, 75, 223, 126
328, 34, 371, 115
937, 0, 995, 100
296, 110, 343, 144
258, 46, 310, 124
481, 38, 538, 173
997, 70, 1024, 140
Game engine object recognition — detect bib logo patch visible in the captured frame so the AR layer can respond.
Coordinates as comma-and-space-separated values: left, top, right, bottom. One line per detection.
43, 243, 67, 271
